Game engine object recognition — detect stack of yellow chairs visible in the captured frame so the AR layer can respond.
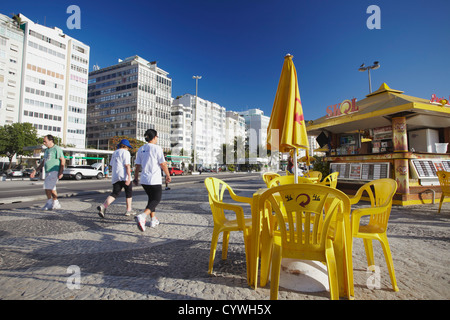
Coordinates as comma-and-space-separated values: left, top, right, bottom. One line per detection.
254, 184, 352, 300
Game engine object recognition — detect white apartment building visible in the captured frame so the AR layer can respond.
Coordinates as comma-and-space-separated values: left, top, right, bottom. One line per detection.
225, 111, 246, 144
239, 108, 270, 160
172, 94, 226, 168
18, 14, 89, 148
0, 14, 24, 126
170, 102, 192, 155
87, 55, 171, 151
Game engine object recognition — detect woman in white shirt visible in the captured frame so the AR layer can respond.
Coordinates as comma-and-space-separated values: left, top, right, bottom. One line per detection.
133, 129, 171, 231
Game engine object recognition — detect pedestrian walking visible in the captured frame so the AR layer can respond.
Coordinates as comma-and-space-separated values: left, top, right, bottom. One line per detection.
287, 155, 294, 174
97, 139, 135, 218
133, 129, 171, 232
30, 134, 65, 210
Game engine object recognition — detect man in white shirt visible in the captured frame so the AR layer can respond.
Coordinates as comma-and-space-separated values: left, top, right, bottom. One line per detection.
97, 139, 135, 218
133, 129, 171, 231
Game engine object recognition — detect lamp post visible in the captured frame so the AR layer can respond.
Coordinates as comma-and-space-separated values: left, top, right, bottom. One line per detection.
192, 75, 202, 172
358, 61, 380, 93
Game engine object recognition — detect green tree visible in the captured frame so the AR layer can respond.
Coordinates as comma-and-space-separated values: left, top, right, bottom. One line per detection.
0, 123, 40, 169
312, 156, 330, 178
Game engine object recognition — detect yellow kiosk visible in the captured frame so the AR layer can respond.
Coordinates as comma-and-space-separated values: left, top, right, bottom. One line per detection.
307, 83, 450, 205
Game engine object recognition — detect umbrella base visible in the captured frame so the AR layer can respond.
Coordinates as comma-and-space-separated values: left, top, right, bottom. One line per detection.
274, 258, 329, 293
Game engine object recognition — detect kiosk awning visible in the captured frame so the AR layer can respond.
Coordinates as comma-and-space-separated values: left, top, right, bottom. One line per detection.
307, 83, 450, 135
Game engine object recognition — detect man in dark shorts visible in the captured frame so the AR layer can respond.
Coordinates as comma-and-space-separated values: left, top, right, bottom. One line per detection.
97, 139, 135, 218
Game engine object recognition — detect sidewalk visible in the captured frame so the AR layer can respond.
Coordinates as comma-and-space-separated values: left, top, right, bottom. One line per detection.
0, 175, 449, 300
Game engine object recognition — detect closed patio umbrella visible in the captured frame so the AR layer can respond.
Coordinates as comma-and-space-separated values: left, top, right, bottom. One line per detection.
267, 54, 310, 181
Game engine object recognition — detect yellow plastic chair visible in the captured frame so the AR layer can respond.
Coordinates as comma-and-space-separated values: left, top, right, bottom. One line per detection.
437, 171, 450, 213
255, 184, 352, 300
204, 177, 253, 276
350, 178, 399, 292
305, 170, 323, 181
267, 175, 314, 188
319, 172, 339, 188
262, 172, 281, 187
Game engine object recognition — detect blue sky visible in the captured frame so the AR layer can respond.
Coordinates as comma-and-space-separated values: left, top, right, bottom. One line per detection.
2, 0, 450, 120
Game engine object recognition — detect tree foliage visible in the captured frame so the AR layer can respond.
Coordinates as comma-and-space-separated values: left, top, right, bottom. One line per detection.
0, 123, 40, 168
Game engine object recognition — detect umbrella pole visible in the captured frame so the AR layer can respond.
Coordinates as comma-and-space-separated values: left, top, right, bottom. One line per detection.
293, 148, 298, 183
305, 148, 310, 175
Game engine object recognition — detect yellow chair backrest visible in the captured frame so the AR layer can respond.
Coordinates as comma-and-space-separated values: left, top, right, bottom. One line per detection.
305, 170, 323, 181
320, 172, 339, 188
437, 171, 450, 194
437, 171, 450, 213
262, 184, 350, 249
204, 177, 230, 225
351, 178, 397, 233
204, 177, 252, 226
262, 172, 281, 187
267, 175, 313, 188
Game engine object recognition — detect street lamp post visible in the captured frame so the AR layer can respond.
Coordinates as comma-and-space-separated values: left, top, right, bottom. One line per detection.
358, 61, 380, 93
192, 75, 202, 172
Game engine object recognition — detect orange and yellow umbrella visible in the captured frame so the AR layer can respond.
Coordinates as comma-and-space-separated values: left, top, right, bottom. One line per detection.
267, 54, 310, 170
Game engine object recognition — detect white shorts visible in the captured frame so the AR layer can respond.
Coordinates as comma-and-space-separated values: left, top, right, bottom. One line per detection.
43, 171, 59, 191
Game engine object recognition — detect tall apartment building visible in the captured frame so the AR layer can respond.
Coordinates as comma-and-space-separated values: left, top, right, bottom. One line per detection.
239, 108, 270, 148
18, 14, 90, 148
170, 101, 192, 155
0, 14, 24, 126
87, 55, 171, 151
225, 111, 246, 144
171, 94, 226, 167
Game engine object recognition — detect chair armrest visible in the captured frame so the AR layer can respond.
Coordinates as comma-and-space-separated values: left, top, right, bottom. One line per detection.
227, 187, 254, 206
349, 186, 365, 205
352, 205, 387, 219
213, 200, 248, 229
351, 203, 391, 234
231, 194, 253, 206
349, 195, 360, 205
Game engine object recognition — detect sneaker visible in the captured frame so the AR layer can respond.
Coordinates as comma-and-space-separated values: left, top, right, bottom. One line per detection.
97, 204, 106, 218
42, 200, 53, 211
125, 209, 136, 216
150, 218, 160, 228
52, 200, 61, 210
135, 213, 147, 232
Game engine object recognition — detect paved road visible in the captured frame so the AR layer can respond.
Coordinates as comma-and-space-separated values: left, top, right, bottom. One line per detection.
0, 172, 245, 204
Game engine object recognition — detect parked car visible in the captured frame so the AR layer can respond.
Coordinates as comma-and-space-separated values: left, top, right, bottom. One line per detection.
168, 167, 184, 176
7, 169, 23, 178
63, 164, 104, 180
